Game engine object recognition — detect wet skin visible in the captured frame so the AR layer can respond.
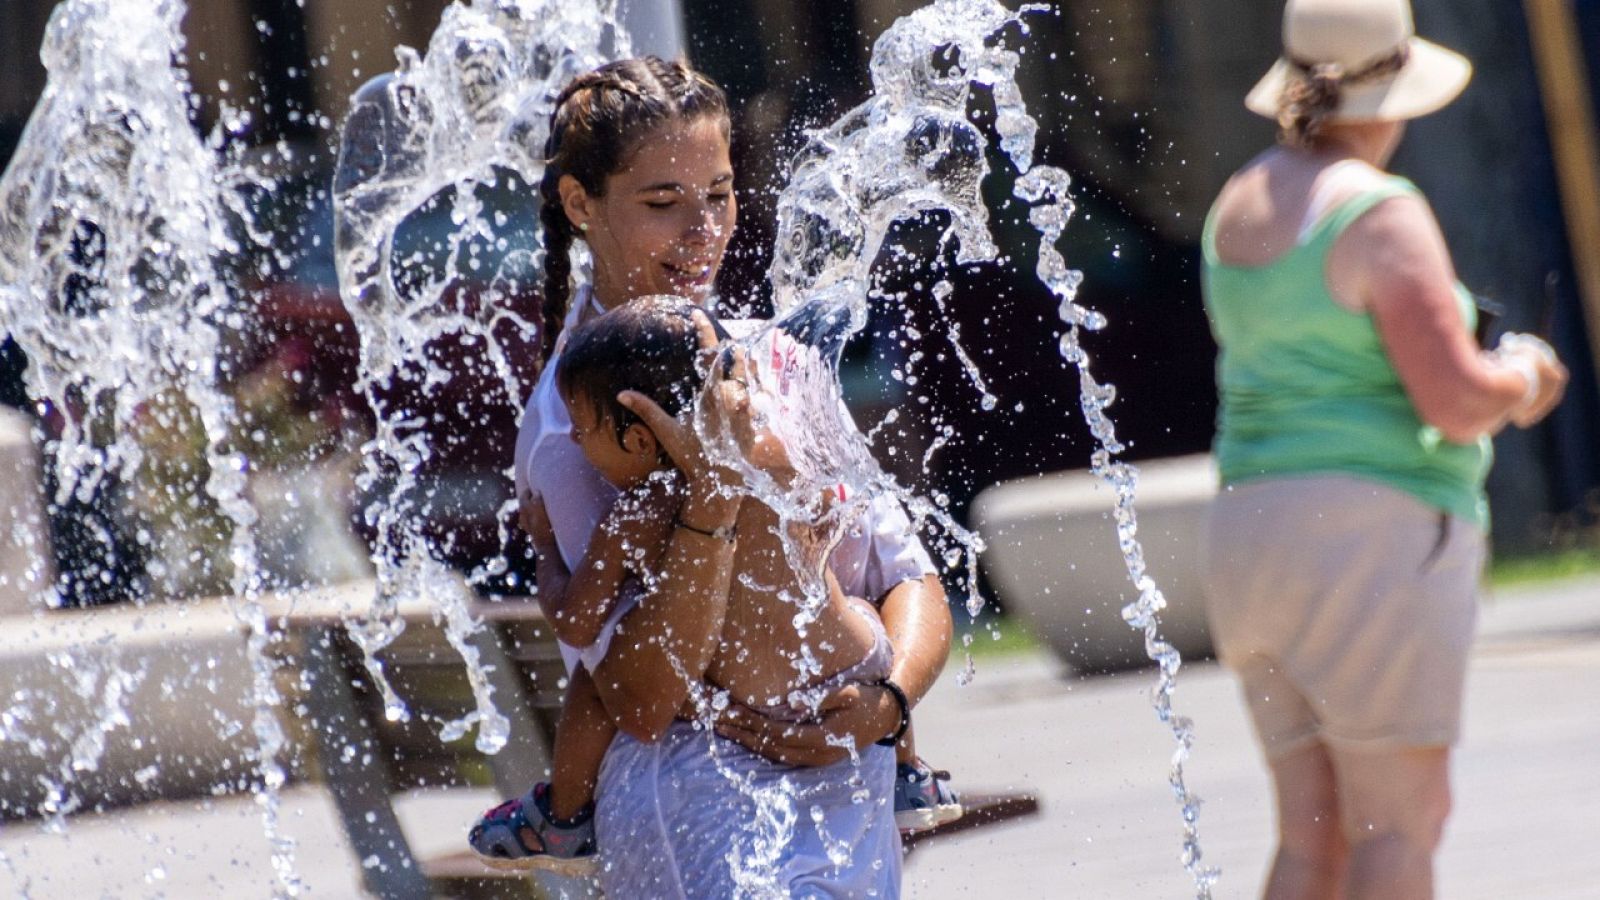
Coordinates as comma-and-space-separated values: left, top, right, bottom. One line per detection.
564, 388, 881, 715
560, 116, 737, 309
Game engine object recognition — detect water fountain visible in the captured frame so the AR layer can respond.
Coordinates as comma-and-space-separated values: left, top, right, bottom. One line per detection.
717, 4, 1214, 889
330, 0, 630, 758
0, 0, 1216, 895
0, 0, 298, 892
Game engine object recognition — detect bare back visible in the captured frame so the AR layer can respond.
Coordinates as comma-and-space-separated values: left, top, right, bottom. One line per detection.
604, 477, 884, 715
1210, 148, 1390, 312
1206, 137, 1535, 447
706, 502, 883, 714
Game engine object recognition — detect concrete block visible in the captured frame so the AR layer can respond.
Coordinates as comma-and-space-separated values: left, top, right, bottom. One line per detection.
971, 454, 1216, 673
0, 407, 53, 616
0, 601, 264, 819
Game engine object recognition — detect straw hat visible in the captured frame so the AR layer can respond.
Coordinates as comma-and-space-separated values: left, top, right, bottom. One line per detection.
1246, 0, 1472, 122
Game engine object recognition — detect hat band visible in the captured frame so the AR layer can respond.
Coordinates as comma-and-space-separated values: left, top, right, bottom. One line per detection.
1277, 43, 1411, 146
1286, 42, 1412, 92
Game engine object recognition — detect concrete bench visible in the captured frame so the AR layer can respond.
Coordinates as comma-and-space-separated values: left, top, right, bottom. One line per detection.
265, 580, 581, 899
971, 454, 1217, 673
0, 406, 53, 617
0, 601, 261, 817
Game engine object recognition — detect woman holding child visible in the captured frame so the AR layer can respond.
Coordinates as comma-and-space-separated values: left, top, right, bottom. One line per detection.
468, 57, 957, 896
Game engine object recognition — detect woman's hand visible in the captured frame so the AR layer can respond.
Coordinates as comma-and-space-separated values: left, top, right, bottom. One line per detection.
518, 492, 554, 544
617, 310, 752, 527
519, 494, 571, 622
713, 682, 898, 766
1497, 334, 1569, 428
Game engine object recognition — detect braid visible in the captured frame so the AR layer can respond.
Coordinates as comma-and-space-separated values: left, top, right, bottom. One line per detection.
538, 170, 573, 364
532, 56, 731, 362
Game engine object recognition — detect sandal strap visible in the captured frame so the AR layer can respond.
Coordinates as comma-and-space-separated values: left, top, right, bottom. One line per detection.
472, 793, 546, 857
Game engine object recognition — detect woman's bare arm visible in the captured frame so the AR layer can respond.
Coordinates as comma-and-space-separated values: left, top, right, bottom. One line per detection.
1333, 195, 1567, 442
879, 574, 952, 707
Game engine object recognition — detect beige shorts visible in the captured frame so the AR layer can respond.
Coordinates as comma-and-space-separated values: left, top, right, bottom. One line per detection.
1202, 475, 1485, 759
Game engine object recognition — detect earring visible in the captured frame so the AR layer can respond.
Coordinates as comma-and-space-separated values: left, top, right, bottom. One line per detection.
579, 222, 589, 233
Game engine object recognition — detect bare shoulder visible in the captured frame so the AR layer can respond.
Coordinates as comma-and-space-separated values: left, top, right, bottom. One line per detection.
1329, 188, 1457, 314
1335, 190, 1452, 283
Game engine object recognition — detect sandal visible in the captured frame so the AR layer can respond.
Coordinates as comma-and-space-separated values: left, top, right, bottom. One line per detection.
894, 760, 964, 832
467, 782, 599, 877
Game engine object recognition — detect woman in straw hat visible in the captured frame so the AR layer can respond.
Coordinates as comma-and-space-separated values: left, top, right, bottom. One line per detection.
1200, 1, 1567, 897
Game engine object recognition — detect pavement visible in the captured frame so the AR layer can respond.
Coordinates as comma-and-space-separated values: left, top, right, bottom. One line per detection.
1, 575, 1595, 899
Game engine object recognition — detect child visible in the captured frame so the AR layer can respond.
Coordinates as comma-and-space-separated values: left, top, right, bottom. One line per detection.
469, 298, 956, 873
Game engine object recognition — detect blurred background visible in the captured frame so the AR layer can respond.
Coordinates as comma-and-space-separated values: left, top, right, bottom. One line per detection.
1, 0, 1597, 609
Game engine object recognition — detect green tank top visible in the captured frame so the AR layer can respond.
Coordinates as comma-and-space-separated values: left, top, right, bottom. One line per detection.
1201, 173, 1491, 529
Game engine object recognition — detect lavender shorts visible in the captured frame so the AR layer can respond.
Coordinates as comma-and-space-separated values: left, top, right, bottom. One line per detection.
594, 720, 901, 899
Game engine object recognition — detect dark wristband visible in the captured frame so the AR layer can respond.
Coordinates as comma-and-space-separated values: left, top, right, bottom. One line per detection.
873, 678, 911, 747
675, 515, 738, 543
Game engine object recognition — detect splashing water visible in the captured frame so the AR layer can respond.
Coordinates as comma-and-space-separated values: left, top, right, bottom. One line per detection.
715, 0, 1218, 892
331, 0, 628, 750
0, 0, 299, 893
1015, 165, 1217, 895
0, 0, 1220, 893
702, 1, 1010, 680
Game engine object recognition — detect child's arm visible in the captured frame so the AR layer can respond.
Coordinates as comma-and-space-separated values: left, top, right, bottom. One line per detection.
555, 477, 679, 648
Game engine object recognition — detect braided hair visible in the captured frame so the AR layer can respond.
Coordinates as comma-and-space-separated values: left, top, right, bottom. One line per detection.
537, 56, 730, 364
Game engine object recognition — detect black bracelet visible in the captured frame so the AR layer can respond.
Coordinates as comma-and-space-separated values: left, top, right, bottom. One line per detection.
674, 516, 738, 543
873, 678, 912, 747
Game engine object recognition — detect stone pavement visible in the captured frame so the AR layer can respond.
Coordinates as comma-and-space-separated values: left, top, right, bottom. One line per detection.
1, 577, 1595, 898
904, 575, 1600, 899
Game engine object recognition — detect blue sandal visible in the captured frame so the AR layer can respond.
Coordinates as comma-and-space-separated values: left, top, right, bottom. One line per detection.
894, 760, 964, 832
468, 782, 599, 876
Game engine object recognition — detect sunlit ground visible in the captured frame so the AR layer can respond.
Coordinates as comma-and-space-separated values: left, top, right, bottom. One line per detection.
1, 574, 1595, 898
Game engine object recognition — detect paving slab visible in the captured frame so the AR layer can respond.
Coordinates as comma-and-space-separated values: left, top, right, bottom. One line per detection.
0, 577, 1594, 898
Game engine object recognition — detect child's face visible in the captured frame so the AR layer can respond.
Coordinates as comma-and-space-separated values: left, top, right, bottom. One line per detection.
565, 390, 662, 489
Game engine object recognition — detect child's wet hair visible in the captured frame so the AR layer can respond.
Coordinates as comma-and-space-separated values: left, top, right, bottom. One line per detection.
538, 57, 731, 364
557, 297, 727, 447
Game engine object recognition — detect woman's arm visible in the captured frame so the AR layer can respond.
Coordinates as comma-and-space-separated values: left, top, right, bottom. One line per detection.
520, 495, 572, 622
878, 574, 953, 709
1332, 195, 1568, 442
586, 312, 752, 742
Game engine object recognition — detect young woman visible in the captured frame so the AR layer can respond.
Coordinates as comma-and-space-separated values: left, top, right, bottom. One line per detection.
1200, 1, 1567, 897
483, 57, 955, 895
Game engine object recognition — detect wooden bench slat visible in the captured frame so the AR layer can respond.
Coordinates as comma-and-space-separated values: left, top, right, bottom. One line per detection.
902, 791, 1042, 851
261, 579, 550, 629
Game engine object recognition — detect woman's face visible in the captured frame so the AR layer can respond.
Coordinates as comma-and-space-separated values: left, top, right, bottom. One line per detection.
562, 116, 736, 307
